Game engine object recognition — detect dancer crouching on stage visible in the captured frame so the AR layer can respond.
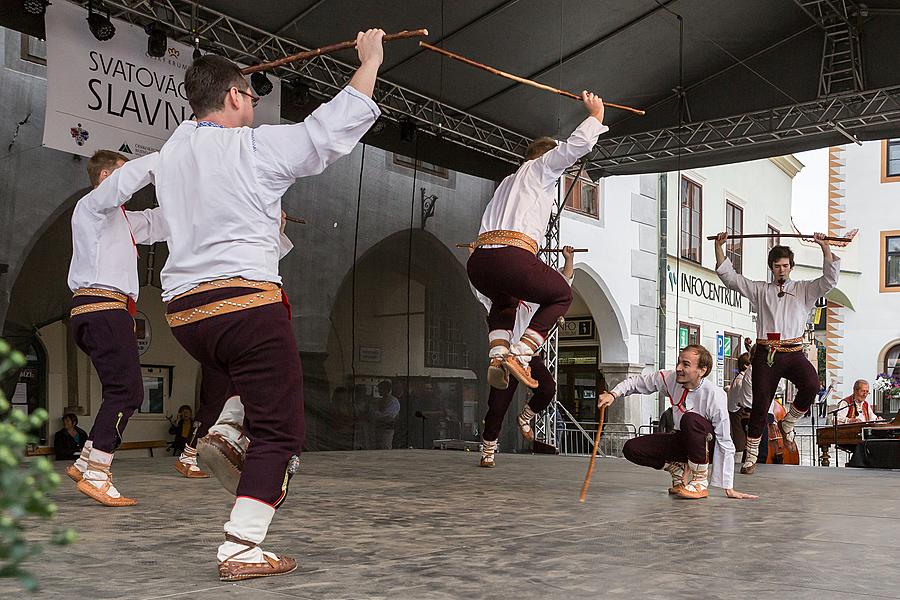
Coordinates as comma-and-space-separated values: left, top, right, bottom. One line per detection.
597, 345, 757, 500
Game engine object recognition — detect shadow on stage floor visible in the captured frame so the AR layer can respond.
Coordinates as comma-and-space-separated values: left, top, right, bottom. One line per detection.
5, 450, 900, 600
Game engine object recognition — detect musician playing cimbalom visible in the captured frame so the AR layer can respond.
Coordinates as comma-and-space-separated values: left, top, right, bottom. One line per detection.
835, 379, 884, 424
714, 232, 840, 475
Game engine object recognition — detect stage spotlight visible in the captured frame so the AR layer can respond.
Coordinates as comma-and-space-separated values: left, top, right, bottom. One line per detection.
86, 1, 115, 41
400, 118, 417, 142
290, 80, 310, 106
192, 36, 201, 61
23, 0, 50, 16
250, 71, 273, 97
145, 24, 166, 58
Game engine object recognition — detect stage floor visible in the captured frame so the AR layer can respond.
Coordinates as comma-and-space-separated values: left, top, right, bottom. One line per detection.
6, 450, 900, 599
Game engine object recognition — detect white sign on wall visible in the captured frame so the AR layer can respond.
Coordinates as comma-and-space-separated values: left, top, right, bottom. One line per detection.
43, 0, 281, 159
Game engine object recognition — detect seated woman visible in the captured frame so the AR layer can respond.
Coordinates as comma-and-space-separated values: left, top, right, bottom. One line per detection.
54, 412, 89, 461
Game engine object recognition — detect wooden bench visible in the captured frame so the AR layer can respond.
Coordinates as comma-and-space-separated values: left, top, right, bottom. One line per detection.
27, 440, 169, 458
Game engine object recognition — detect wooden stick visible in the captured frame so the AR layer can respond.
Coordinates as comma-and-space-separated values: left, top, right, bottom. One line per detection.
419, 42, 645, 116
284, 215, 306, 224
579, 406, 606, 503
543, 248, 588, 253
706, 229, 857, 247
242, 29, 429, 75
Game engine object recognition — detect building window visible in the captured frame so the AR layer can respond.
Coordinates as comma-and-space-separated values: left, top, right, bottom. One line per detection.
882, 139, 900, 183
767, 225, 780, 282
678, 322, 700, 350
393, 154, 449, 179
725, 201, 744, 274
885, 343, 900, 379
562, 175, 600, 218
723, 332, 743, 384
680, 177, 702, 264
20, 34, 47, 65
882, 231, 900, 292
425, 290, 470, 369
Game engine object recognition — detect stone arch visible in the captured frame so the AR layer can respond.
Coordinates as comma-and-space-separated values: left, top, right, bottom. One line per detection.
571, 263, 630, 364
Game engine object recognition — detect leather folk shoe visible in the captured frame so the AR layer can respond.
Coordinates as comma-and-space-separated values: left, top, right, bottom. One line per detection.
487, 357, 510, 390
175, 458, 210, 478
66, 464, 84, 483
664, 462, 688, 494
218, 554, 297, 581
197, 429, 245, 495
501, 355, 538, 389
76, 478, 137, 507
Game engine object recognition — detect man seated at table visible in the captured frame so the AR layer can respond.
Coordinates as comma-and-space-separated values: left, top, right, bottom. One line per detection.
835, 379, 884, 424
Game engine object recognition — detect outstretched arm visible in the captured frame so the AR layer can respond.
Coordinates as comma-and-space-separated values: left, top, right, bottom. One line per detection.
81, 153, 158, 216
535, 92, 608, 184
347, 29, 384, 98
598, 371, 668, 409
714, 231, 759, 299
561, 245, 575, 281
804, 232, 840, 300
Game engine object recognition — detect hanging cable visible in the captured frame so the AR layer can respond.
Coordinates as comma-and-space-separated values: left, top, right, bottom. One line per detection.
405, 135, 421, 448
350, 143, 367, 451
674, 12, 684, 362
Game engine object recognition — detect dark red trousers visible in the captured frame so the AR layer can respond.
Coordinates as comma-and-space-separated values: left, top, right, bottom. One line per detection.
167, 287, 304, 507
748, 349, 818, 438
70, 295, 143, 454
482, 355, 555, 442
467, 246, 572, 337
623, 412, 713, 469
192, 365, 236, 442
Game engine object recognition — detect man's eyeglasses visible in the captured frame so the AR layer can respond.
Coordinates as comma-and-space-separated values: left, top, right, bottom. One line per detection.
226, 87, 260, 108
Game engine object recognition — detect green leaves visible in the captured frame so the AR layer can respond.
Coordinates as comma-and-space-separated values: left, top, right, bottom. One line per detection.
0, 338, 75, 592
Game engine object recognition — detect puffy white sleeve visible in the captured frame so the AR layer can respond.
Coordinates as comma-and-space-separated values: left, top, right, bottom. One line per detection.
709, 395, 735, 489
612, 370, 670, 398
532, 116, 608, 186
125, 206, 168, 245
81, 153, 158, 216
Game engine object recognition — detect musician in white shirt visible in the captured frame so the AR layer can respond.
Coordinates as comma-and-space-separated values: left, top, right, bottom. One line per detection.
155, 30, 385, 581
467, 93, 608, 392
714, 232, 839, 474
66, 149, 165, 507
835, 379, 883, 424
597, 345, 757, 500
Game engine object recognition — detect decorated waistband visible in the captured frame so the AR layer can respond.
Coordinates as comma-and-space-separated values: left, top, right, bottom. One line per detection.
474, 230, 539, 255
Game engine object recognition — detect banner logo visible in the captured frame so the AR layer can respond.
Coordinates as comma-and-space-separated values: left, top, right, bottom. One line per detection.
69, 123, 90, 146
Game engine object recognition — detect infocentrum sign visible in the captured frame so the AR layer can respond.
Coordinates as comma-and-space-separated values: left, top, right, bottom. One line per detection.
666, 264, 744, 309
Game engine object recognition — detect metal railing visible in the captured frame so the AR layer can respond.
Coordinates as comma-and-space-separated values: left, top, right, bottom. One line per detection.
557, 420, 637, 457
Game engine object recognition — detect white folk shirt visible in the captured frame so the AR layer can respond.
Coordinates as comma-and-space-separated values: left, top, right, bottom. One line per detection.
155, 85, 379, 301
835, 397, 879, 424
612, 371, 735, 489
67, 153, 166, 301
716, 255, 840, 339
478, 116, 608, 244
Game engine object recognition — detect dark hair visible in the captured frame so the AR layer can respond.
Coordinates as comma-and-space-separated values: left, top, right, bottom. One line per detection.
378, 380, 392, 393
525, 136, 557, 160
682, 344, 713, 378
737, 352, 751, 372
62, 412, 78, 426
87, 150, 127, 187
185, 54, 247, 118
178, 404, 192, 413
767, 245, 795, 270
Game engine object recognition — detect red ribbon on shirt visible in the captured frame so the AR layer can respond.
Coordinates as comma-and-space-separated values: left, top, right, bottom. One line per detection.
121, 207, 138, 316
659, 370, 689, 414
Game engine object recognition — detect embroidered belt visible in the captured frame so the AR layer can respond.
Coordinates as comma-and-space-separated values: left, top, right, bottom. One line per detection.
474, 230, 539, 255
172, 277, 280, 301
70, 288, 129, 318
166, 287, 283, 328
756, 337, 804, 367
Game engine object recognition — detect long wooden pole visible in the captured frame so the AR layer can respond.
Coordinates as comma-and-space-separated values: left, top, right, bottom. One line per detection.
284, 215, 306, 224
578, 406, 606, 503
242, 29, 429, 75
419, 42, 645, 115
706, 233, 849, 242
455, 243, 587, 252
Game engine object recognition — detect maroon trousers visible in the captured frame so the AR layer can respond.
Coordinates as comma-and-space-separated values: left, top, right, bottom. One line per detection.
623, 412, 714, 469
70, 295, 143, 454
747, 349, 818, 438
167, 287, 304, 507
482, 355, 555, 442
467, 246, 572, 337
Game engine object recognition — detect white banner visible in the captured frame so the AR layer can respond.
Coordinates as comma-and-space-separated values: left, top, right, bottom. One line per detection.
43, 0, 280, 158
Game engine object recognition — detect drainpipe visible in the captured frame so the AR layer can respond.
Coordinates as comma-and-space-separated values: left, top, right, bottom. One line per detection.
657, 173, 668, 418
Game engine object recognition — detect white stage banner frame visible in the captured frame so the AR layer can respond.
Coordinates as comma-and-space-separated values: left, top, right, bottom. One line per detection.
43, 0, 281, 158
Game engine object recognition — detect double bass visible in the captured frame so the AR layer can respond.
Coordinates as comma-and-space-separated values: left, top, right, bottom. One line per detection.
767, 400, 800, 464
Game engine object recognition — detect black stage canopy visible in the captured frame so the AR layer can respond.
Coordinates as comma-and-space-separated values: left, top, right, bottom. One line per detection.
3, 0, 900, 180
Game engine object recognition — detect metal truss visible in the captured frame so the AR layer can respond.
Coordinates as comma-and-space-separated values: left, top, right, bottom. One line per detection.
793, 0, 864, 96
587, 85, 900, 170
101, 0, 532, 164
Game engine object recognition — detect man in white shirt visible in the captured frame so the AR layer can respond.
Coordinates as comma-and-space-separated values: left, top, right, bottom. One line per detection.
66, 150, 165, 506
714, 232, 839, 474
156, 31, 385, 581
477, 246, 575, 467
835, 379, 883, 424
467, 93, 608, 391
371, 380, 401, 450
597, 345, 757, 500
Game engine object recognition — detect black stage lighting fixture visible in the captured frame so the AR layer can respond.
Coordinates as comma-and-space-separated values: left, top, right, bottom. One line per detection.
86, 1, 115, 41
290, 80, 310, 106
23, 0, 50, 16
400, 118, 417, 142
146, 24, 167, 58
250, 71, 273, 97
